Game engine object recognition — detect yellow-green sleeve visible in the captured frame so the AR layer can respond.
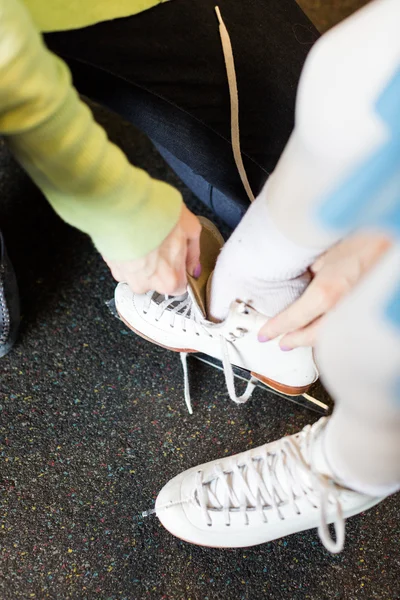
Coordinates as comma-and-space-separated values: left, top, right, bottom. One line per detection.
0, 0, 182, 260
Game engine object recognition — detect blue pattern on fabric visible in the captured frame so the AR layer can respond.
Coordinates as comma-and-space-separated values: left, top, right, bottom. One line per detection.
317, 66, 400, 236
385, 279, 400, 331
392, 374, 400, 407
318, 67, 400, 328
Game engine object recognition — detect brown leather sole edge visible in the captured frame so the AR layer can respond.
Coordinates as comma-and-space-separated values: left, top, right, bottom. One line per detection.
251, 372, 311, 397
118, 310, 311, 397
118, 311, 197, 353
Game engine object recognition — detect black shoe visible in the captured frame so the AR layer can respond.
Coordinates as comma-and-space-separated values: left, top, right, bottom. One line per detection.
0, 231, 20, 358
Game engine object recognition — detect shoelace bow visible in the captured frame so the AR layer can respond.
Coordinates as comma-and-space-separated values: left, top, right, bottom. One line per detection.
194, 418, 345, 553
143, 292, 257, 414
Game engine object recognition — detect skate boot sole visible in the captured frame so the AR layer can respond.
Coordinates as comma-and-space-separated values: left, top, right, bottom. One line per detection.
118, 311, 311, 397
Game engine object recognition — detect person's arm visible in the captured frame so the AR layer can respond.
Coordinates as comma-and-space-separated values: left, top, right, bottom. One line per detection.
0, 0, 182, 262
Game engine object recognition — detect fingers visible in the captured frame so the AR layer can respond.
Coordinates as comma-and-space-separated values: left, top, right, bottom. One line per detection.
123, 276, 151, 295
107, 257, 187, 296
123, 270, 185, 296
256, 232, 393, 350
310, 254, 326, 274
153, 227, 188, 294
129, 256, 187, 296
183, 210, 202, 277
186, 235, 201, 278
150, 260, 187, 296
279, 317, 323, 350
103, 204, 201, 297
259, 282, 328, 342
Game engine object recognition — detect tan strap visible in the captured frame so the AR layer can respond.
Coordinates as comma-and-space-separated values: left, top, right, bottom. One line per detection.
215, 6, 255, 203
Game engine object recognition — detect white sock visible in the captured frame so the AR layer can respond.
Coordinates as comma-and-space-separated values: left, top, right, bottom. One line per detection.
210, 190, 327, 320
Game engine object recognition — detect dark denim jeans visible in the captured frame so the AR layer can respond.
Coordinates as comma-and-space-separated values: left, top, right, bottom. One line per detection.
45, 0, 319, 228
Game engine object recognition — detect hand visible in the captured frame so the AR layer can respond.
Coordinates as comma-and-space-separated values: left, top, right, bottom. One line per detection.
258, 232, 391, 349
104, 204, 202, 295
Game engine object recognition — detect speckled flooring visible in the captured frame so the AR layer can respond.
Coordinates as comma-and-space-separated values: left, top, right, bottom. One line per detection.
1, 2, 399, 599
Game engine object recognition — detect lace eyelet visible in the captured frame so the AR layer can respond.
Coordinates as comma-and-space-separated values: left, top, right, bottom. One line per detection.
195, 332, 200, 336
155, 318, 159, 322
170, 324, 174, 328
143, 310, 147, 315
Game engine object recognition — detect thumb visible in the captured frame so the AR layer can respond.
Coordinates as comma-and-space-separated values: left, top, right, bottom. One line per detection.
186, 233, 201, 278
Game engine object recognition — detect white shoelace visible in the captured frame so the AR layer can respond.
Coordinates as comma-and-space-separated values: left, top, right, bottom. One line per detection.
194, 418, 345, 553
143, 292, 257, 414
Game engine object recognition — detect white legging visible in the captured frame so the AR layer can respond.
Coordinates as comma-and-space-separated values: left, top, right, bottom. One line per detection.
318, 245, 400, 495
263, 0, 400, 493
268, 0, 400, 250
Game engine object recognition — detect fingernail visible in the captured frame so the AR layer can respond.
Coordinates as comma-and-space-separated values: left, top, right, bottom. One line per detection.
193, 263, 202, 279
258, 334, 270, 343
280, 346, 293, 352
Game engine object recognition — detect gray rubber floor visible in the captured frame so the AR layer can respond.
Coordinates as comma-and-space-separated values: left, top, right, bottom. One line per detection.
1, 104, 399, 599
